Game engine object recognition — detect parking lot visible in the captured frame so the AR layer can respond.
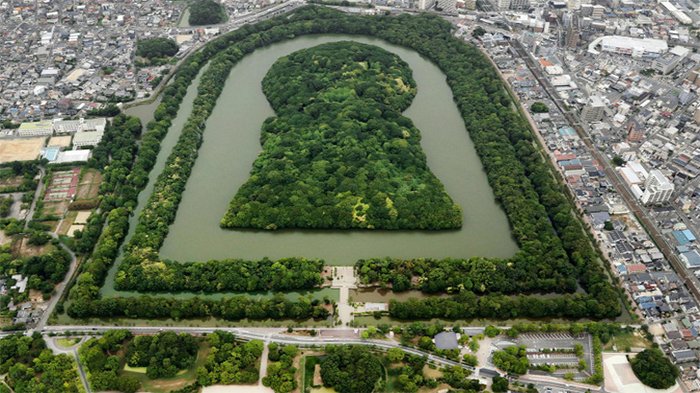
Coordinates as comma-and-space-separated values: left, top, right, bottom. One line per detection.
517, 332, 594, 375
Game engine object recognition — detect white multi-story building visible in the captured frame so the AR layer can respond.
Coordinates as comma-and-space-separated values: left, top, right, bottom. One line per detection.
72, 131, 104, 149
17, 121, 54, 137
641, 169, 674, 205
588, 36, 668, 58
54, 118, 107, 134
581, 95, 606, 123
417, 0, 436, 9
438, 0, 457, 13
591, 5, 605, 19
495, 0, 510, 10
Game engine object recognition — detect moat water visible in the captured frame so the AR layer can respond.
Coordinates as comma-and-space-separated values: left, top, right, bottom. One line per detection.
128, 34, 517, 268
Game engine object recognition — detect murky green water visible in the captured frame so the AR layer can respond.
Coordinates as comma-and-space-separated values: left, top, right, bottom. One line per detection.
103, 34, 518, 298
159, 34, 517, 265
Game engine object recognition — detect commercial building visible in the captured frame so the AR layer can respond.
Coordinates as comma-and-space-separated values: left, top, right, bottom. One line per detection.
641, 169, 674, 205
591, 5, 605, 19
509, 0, 529, 10
462, 0, 476, 10
587, 36, 668, 58
653, 53, 683, 75
581, 95, 606, 123
496, 0, 510, 10
661, 1, 693, 25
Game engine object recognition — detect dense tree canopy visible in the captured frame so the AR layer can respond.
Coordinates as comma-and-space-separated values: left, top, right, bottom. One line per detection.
529, 102, 549, 113
320, 345, 383, 393
492, 345, 529, 375
0, 333, 82, 393
262, 343, 299, 393
197, 331, 263, 386
356, 256, 577, 294
66, 6, 620, 323
221, 42, 461, 230
188, 0, 226, 26
116, 257, 324, 293
0, 246, 72, 298
79, 330, 141, 393
136, 37, 179, 59
630, 348, 679, 389
126, 332, 198, 379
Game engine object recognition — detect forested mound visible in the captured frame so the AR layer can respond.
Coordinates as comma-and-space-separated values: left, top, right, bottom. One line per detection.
220, 42, 462, 230
188, 0, 226, 26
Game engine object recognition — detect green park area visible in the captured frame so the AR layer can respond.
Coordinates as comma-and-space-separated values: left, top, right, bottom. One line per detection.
54, 5, 625, 330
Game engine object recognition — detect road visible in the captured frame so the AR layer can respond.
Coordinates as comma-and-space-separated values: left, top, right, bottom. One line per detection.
9, 7, 664, 393
42, 325, 489, 378
124, 0, 305, 110
32, 235, 78, 333
22, 166, 44, 230
45, 337, 92, 393
41, 325, 609, 393
15, 164, 80, 333
509, 39, 700, 305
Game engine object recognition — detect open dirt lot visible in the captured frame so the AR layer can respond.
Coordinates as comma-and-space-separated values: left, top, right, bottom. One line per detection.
13, 237, 50, 257
47, 135, 72, 148
0, 138, 45, 163
75, 169, 101, 200
0, 230, 12, 246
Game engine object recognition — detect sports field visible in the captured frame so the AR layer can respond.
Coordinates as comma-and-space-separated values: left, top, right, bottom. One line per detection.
0, 137, 45, 163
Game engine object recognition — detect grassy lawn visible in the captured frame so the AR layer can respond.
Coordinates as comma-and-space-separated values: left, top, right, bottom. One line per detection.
123, 364, 147, 374
56, 338, 79, 348
301, 356, 322, 393
603, 330, 652, 352
120, 344, 210, 393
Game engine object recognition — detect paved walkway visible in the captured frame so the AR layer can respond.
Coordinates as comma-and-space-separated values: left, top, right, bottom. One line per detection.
331, 266, 356, 326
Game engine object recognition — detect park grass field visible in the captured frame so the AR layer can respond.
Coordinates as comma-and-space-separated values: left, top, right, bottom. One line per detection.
55, 338, 79, 348
603, 330, 652, 352
120, 345, 210, 393
301, 355, 323, 393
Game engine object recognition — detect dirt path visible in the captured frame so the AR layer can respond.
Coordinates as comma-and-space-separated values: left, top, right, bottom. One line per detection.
259, 342, 269, 386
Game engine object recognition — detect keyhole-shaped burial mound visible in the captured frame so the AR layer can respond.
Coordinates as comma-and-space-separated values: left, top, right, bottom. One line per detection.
220, 41, 462, 230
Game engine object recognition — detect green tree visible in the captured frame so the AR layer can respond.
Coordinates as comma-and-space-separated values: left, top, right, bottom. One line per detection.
492, 375, 509, 392
188, 0, 226, 25
387, 348, 405, 363
612, 155, 626, 166
485, 325, 501, 337
530, 102, 549, 113
630, 348, 679, 389
492, 346, 529, 375
136, 38, 179, 59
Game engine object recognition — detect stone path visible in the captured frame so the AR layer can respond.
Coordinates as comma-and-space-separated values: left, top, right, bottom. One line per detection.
331, 266, 356, 326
